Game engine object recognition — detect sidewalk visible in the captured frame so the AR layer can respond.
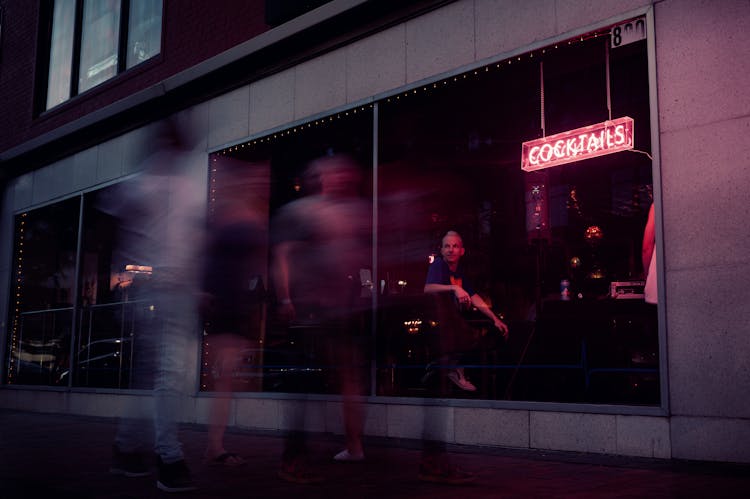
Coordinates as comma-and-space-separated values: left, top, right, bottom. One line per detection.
1, 409, 747, 498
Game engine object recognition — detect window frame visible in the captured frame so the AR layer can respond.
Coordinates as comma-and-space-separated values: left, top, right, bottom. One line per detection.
34, 0, 162, 115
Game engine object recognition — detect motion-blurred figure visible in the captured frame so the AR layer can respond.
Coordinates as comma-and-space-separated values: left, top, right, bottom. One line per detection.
103, 116, 204, 492
201, 167, 269, 467
272, 153, 371, 483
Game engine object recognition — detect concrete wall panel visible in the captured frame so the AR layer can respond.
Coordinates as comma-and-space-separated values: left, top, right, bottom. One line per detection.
656, 0, 750, 133
97, 138, 124, 184
616, 415, 671, 458
235, 398, 280, 430
68, 154, 93, 193
346, 24, 407, 103
11, 175, 33, 211
475, 0, 557, 61
208, 85, 250, 149
32, 160, 74, 206
387, 404, 455, 441
294, 49, 348, 120
72, 150, 97, 194
660, 118, 750, 271
666, 264, 750, 418
671, 416, 750, 463
122, 124, 155, 175
14, 389, 67, 413
455, 407, 530, 448
278, 399, 326, 432
249, 69, 295, 135
556, 0, 651, 33
405, 0, 475, 83
531, 411, 617, 453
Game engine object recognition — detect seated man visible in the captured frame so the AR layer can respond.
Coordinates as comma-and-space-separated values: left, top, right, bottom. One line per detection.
424, 230, 508, 391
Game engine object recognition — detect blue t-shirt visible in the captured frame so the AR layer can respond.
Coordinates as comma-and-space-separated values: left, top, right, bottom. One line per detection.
425, 257, 475, 297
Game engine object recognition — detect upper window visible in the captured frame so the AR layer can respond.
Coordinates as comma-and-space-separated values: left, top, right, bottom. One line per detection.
40, 0, 162, 111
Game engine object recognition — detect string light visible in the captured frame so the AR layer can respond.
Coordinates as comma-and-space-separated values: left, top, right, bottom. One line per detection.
8, 213, 27, 384
217, 27, 612, 157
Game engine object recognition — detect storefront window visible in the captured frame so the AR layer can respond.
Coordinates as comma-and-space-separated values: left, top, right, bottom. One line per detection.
206, 32, 657, 405
201, 109, 374, 394
376, 34, 657, 404
6, 197, 80, 386
7, 26, 659, 406
69, 185, 154, 389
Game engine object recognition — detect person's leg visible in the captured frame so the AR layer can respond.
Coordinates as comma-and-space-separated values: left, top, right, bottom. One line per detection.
419, 293, 475, 484
278, 323, 322, 483
152, 290, 197, 492
334, 321, 366, 461
204, 333, 248, 464
112, 304, 156, 477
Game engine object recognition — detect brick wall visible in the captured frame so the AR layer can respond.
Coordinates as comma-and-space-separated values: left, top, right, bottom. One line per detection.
0, 0, 268, 156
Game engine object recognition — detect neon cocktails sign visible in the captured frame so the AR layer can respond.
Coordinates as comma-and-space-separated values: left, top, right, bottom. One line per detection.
521, 116, 634, 172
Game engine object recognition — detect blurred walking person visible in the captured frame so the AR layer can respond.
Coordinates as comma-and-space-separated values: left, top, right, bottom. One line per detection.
103, 116, 205, 492
272, 153, 372, 482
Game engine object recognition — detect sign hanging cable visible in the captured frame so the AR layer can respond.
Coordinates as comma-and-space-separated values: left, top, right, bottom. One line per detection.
540, 61, 546, 138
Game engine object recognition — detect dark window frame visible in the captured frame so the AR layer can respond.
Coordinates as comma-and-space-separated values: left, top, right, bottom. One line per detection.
34, 0, 161, 116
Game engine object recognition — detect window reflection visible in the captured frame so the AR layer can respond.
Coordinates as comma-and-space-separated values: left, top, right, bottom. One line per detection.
69, 185, 146, 388
7, 198, 80, 386
12, 30, 659, 405
127, 0, 162, 68
79, 0, 121, 93
201, 110, 374, 395
46, 0, 76, 109
375, 36, 658, 404
42, 0, 163, 110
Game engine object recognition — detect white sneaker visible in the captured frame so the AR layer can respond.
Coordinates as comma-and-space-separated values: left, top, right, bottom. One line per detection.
333, 449, 365, 462
447, 370, 477, 392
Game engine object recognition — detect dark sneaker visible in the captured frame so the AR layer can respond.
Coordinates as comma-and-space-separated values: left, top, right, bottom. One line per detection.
110, 445, 151, 477
278, 459, 324, 484
418, 461, 476, 485
156, 457, 197, 493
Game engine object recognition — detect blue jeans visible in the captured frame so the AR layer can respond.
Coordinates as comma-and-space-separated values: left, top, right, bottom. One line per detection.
115, 286, 197, 464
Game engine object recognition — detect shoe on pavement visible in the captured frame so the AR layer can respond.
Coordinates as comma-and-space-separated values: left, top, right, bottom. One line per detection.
333, 449, 365, 462
110, 445, 151, 477
156, 457, 197, 493
447, 370, 477, 392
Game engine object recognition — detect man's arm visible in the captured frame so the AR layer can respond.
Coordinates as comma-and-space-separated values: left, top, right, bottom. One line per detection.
470, 293, 509, 338
424, 282, 471, 303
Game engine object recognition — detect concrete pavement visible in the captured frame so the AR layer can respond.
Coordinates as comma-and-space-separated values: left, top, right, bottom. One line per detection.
0, 409, 747, 498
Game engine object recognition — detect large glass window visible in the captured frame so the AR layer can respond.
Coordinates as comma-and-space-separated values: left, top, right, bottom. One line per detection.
205, 30, 657, 405
70, 184, 154, 389
375, 34, 656, 404
8, 25, 659, 406
40, 0, 162, 110
6, 197, 80, 386
201, 110, 374, 395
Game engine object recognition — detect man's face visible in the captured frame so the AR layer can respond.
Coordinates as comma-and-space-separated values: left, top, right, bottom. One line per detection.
441, 235, 465, 265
